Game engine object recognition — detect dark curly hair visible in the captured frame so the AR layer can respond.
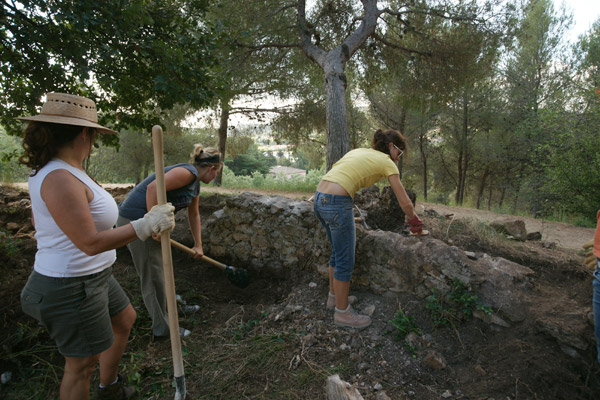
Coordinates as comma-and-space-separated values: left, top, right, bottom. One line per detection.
19, 122, 88, 176
371, 129, 407, 157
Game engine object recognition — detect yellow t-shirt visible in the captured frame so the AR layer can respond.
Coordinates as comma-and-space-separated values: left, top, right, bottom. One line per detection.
322, 148, 399, 197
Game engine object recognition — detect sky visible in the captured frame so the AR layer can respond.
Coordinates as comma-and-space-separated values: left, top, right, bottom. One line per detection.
561, 0, 600, 43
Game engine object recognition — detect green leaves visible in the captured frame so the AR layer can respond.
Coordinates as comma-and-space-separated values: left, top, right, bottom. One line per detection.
426, 279, 491, 328
1, 0, 222, 136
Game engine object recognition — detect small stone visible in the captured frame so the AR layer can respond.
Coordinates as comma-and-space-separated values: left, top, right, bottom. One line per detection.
1, 371, 11, 384
302, 334, 317, 347
374, 383, 383, 391
375, 391, 392, 400
309, 282, 317, 288
424, 351, 447, 370
340, 343, 350, 351
441, 389, 452, 398
363, 305, 376, 316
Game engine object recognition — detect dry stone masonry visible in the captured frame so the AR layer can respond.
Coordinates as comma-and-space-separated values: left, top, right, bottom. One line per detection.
194, 192, 538, 325
174, 192, 592, 356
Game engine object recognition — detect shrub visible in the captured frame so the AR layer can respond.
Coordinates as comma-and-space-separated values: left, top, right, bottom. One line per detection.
389, 308, 421, 341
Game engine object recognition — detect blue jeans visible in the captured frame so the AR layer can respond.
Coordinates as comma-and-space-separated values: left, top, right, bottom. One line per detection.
594, 259, 600, 363
313, 191, 355, 282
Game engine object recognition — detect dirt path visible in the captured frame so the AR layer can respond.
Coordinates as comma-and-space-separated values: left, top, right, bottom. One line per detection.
419, 201, 595, 251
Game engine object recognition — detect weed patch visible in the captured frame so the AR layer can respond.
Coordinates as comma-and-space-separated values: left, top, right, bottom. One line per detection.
388, 307, 421, 341
426, 279, 492, 328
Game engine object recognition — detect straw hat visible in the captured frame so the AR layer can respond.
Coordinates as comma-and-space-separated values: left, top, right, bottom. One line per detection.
18, 92, 118, 135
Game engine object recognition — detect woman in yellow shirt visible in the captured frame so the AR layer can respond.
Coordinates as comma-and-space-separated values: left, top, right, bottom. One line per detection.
314, 129, 425, 329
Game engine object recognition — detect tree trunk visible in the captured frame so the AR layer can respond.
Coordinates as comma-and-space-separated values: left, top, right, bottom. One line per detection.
419, 133, 428, 201
324, 62, 350, 170
512, 182, 521, 214
460, 152, 469, 205
214, 100, 230, 186
455, 151, 463, 204
397, 105, 407, 178
476, 167, 490, 209
487, 177, 493, 210
456, 93, 469, 205
296, 0, 378, 170
511, 165, 525, 213
457, 97, 469, 205
499, 187, 506, 208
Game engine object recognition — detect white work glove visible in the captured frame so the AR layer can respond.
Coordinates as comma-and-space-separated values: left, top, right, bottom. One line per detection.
130, 203, 176, 241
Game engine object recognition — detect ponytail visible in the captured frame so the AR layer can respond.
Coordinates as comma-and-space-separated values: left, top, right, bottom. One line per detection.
371, 129, 407, 156
190, 144, 222, 168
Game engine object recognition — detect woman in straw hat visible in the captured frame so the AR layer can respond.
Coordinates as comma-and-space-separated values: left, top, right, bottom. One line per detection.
117, 143, 222, 339
18, 93, 176, 400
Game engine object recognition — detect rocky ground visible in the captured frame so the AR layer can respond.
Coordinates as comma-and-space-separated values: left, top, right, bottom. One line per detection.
0, 183, 599, 399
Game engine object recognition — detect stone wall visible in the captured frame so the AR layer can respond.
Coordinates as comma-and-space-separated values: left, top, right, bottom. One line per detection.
176, 192, 534, 324
198, 193, 331, 275
170, 191, 592, 352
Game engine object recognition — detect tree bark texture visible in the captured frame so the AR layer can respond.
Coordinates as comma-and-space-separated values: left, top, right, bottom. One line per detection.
476, 166, 490, 209
324, 62, 351, 171
419, 133, 428, 201
297, 0, 379, 170
215, 100, 230, 186
455, 96, 469, 205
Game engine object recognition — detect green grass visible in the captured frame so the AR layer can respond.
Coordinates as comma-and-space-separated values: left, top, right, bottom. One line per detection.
220, 166, 321, 193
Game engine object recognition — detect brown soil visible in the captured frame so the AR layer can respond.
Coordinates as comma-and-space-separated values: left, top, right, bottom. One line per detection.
0, 184, 598, 399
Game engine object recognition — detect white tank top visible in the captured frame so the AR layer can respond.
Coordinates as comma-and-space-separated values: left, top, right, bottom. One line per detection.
29, 159, 118, 277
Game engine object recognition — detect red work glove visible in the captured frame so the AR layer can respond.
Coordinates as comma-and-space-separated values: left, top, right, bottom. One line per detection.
407, 214, 424, 235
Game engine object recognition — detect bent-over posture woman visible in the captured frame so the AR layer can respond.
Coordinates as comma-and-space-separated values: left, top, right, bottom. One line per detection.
314, 129, 425, 330
117, 144, 222, 338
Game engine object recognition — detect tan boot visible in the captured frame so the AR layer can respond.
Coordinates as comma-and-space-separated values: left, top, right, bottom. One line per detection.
95, 374, 136, 399
326, 293, 357, 310
334, 305, 371, 329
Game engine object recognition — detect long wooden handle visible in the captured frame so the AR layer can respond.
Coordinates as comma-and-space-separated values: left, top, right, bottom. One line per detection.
170, 238, 227, 271
152, 126, 186, 384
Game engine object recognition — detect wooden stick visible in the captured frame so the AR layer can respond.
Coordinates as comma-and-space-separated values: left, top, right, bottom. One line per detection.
152, 125, 186, 400
170, 238, 227, 271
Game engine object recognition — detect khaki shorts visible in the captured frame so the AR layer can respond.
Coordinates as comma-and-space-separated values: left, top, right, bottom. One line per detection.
21, 267, 130, 357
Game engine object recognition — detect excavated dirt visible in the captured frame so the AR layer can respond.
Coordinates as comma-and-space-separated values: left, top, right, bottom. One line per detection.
0, 184, 599, 400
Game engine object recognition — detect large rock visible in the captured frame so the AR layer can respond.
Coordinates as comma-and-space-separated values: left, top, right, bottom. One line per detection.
354, 186, 416, 232
489, 219, 527, 241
